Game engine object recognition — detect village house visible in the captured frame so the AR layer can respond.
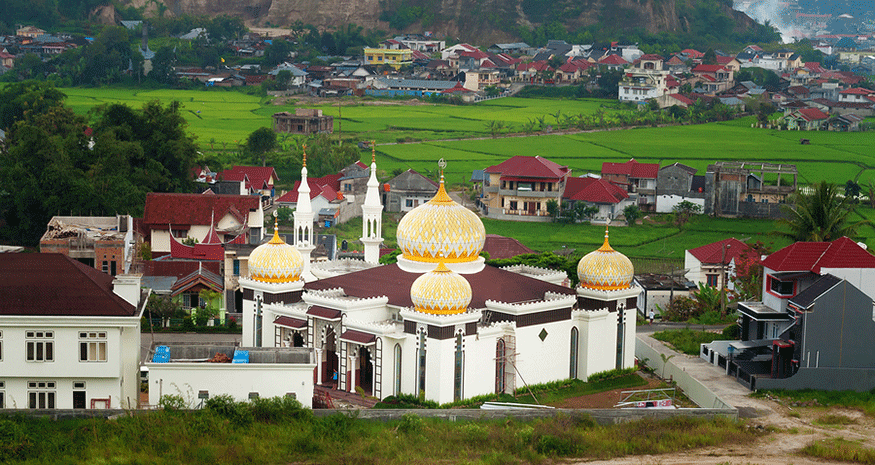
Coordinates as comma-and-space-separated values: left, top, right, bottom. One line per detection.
601, 159, 659, 212
701, 237, 875, 391
481, 156, 570, 220
562, 176, 633, 222
383, 169, 439, 212
619, 55, 673, 103
691, 64, 734, 93
784, 108, 830, 131
273, 109, 334, 136
0, 254, 146, 409
684, 237, 755, 290
705, 162, 797, 218
39, 215, 136, 276
655, 162, 706, 213
364, 46, 413, 70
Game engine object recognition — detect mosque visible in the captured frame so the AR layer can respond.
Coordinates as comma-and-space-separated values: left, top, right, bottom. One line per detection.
240, 153, 640, 404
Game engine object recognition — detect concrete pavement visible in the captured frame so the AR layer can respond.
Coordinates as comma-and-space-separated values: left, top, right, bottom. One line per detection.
636, 326, 776, 418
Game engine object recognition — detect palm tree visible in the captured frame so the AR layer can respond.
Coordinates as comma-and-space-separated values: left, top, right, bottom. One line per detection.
775, 182, 867, 242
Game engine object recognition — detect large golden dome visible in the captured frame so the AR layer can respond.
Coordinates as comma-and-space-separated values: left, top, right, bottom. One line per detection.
248, 225, 303, 283
410, 262, 472, 315
577, 227, 634, 291
396, 176, 485, 263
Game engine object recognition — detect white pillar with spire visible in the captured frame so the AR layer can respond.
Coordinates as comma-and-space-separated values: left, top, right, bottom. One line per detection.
294, 145, 317, 282
360, 142, 384, 264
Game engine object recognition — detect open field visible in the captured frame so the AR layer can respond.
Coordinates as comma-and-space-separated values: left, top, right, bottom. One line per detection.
61, 87, 874, 187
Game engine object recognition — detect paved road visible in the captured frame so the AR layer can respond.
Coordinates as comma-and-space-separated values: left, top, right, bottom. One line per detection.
636, 326, 776, 418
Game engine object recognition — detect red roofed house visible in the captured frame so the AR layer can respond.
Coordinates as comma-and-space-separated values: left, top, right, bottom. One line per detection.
0, 254, 146, 409
562, 176, 632, 221
0, 49, 15, 68
838, 87, 875, 104
600, 158, 659, 211
220, 166, 280, 199
482, 155, 570, 220
597, 54, 628, 70
691, 64, 734, 93
684, 237, 755, 290
715, 55, 741, 72
277, 178, 341, 214
785, 107, 829, 131
142, 192, 264, 256
701, 237, 875, 391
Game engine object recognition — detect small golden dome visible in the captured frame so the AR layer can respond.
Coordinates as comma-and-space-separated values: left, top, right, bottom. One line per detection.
410, 262, 472, 315
577, 227, 634, 291
396, 175, 485, 263
248, 222, 303, 283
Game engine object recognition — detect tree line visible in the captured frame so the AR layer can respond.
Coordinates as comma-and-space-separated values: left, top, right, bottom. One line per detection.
0, 81, 198, 246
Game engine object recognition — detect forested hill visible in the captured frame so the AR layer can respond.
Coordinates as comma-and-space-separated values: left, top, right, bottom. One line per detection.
4, 0, 780, 48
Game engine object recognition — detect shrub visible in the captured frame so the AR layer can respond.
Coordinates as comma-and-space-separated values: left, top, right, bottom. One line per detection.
227, 317, 237, 329
0, 417, 32, 462
397, 413, 424, 433
182, 316, 195, 331
722, 323, 740, 339
250, 395, 309, 423
204, 394, 252, 425
587, 367, 636, 383
158, 394, 188, 411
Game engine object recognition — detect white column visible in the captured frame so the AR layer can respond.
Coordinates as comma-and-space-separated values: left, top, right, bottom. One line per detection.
314, 348, 323, 385
348, 353, 358, 393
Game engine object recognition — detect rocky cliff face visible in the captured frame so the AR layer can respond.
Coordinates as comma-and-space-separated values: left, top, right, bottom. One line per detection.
124, 0, 759, 43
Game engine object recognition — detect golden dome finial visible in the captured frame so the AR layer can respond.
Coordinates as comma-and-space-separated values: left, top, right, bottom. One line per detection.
269, 210, 283, 244
371, 140, 376, 163
598, 225, 614, 252
302, 144, 307, 167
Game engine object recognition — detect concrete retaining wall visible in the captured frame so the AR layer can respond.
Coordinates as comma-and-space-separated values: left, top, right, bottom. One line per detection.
636, 337, 735, 411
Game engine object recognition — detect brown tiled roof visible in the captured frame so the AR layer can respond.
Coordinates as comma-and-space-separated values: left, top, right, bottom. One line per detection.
143, 192, 259, 228
0, 254, 137, 316
141, 260, 221, 278
274, 316, 306, 329
304, 264, 575, 308
484, 234, 535, 259
485, 156, 569, 181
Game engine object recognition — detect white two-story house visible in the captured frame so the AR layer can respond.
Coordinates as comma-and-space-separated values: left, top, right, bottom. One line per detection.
0, 254, 147, 409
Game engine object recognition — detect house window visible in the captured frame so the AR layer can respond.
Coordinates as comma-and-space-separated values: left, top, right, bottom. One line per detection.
0, 381, 4, 408
249, 227, 261, 245
706, 274, 719, 287
509, 201, 518, 210
406, 199, 414, 208
28, 381, 56, 409
769, 277, 795, 296
171, 229, 187, 238
233, 260, 240, 276
110, 261, 117, 276
26, 331, 54, 362
102, 261, 109, 273
79, 332, 107, 362
0, 330, 2, 361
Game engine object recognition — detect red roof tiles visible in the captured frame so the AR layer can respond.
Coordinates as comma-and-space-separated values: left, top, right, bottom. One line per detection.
563, 177, 629, 204
483, 234, 535, 260
220, 166, 278, 190
601, 159, 659, 179
688, 238, 754, 265
485, 156, 570, 181
0, 254, 138, 316
795, 108, 829, 121
763, 237, 875, 274
143, 192, 259, 229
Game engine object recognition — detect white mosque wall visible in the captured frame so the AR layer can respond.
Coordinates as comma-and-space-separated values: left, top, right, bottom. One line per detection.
512, 321, 575, 389
577, 309, 619, 378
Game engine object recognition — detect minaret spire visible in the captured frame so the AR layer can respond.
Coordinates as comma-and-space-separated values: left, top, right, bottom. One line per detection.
294, 143, 316, 281
361, 141, 384, 264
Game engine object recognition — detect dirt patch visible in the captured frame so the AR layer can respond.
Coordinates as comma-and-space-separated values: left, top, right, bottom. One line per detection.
549, 375, 670, 409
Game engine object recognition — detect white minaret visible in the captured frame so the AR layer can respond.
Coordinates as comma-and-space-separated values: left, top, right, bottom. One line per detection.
361, 142, 384, 264
294, 145, 317, 282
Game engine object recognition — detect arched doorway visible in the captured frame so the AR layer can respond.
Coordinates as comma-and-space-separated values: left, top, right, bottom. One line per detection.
324, 326, 338, 387
358, 347, 373, 395
293, 332, 304, 347
495, 338, 506, 394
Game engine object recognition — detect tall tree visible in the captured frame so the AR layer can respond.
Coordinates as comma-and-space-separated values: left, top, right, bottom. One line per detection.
246, 127, 278, 166
775, 182, 865, 242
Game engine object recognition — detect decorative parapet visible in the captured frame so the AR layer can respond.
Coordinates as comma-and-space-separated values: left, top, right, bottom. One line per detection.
484, 293, 576, 314
239, 276, 305, 294
303, 287, 388, 310
399, 306, 482, 326
343, 318, 404, 336
501, 264, 568, 283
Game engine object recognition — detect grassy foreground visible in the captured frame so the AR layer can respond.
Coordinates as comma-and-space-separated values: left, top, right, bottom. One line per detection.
0, 407, 758, 465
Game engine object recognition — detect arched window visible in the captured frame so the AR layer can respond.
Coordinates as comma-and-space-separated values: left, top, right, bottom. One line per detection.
454, 334, 463, 401
495, 338, 506, 394
570, 327, 579, 379
394, 344, 402, 396
417, 331, 427, 396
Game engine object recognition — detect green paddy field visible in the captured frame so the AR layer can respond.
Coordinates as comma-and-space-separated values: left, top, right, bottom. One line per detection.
59, 86, 875, 256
